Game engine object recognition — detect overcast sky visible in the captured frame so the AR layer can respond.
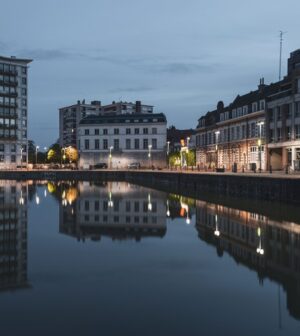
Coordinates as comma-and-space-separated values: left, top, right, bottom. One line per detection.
0, 0, 299, 147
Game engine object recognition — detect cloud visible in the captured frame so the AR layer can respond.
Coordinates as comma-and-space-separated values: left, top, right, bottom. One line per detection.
159, 62, 216, 74
107, 86, 154, 94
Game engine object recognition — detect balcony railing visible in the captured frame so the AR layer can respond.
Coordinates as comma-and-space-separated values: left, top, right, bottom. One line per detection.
0, 79, 18, 86
0, 69, 17, 76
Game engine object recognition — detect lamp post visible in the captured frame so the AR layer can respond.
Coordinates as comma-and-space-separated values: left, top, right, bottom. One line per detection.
35, 145, 39, 165
215, 131, 220, 170
167, 141, 170, 169
20, 146, 23, 170
148, 144, 152, 168
109, 146, 113, 169
257, 121, 264, 172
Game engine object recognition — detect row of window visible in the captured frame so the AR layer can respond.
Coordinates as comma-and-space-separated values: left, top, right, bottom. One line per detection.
196, 122, 265, 146
219, 101, 265, 122
0, 97, 27, 106
0, 107, 26, 117
84, 127, 158, 136
82, 214, 158, 224
82, 200, 157, 212
0, 75, 27, 85
269, 103, 300, 121
0, 155, 26, 163
83, 138, 158, 150
269, 125, 300, 142
0, 63, 27, 74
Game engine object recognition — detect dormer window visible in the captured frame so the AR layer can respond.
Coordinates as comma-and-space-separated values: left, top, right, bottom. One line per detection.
232, 109, 236, 118
259, 100, 265, 110
220, 113, 224, 122
243, 106, 248, 115
252, 102, 258, 112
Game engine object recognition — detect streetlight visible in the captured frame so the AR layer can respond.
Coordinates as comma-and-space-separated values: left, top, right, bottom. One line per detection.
215, 131, 220, 170
186, 137, 190, 152
61, 147, 66, 168
148, 193, 152, 211
20, 146, 23, 170
148, 144, 152, 168
257, 121, 264, 173
109, 146, 113, 169
35, 145, 39, 165
167, 141, 170, 155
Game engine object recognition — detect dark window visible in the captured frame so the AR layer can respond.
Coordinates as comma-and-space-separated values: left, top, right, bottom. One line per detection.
143, 128, 148, 134
114, 128, 119, 135
103, 139, 108, 149
134, 139, 139, 149
103, 129, 108, 135
114, 139, 119, 150
134, 128, 139, 134
84, 129, 89, 135
143, 138, 148, 149
126, 139, 131, 149
95, 139, 99, 149
84, 139, 89, 150
152, 138, 157, 149
126, 128, 131, 134
95, 129, 99, 135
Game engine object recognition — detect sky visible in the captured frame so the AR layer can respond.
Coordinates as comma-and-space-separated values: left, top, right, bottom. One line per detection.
0, 0, 300, 147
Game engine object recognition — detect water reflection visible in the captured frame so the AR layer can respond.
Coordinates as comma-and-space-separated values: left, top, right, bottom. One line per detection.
0, 181, 29, 291
195, 200, 300, 320
58, 182, 167, 242
0, 179, 299, 333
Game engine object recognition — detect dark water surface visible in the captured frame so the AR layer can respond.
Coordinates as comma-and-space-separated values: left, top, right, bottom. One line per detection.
0, 180, 299, 336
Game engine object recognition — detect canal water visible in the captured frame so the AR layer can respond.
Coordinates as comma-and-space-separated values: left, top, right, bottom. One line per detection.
0, 180, 299, 336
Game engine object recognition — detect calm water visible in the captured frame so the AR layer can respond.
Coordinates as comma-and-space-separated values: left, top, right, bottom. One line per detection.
0, 180, 299, 336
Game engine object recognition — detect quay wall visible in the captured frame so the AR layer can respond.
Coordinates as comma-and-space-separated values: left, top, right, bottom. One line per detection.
0, 170, 299, 204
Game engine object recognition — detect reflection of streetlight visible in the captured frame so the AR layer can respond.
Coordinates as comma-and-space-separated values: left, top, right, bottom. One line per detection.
44, 189, 47, 197
257, 121, 264, 172
214, 214, 220, 236
108, 191, 113, 207
19, 190, 24, 205
35, 194, 40, 205
256, 227, 264, 255
109, 146, 113, 169
166, 200, 170, 217
180, 198, 190, 224
20, 146, 23, 170
215, 131, 220, 169
148, 193, 152, 211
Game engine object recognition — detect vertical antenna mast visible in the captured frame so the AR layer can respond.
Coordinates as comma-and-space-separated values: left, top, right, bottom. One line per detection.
279, 31, 287, 81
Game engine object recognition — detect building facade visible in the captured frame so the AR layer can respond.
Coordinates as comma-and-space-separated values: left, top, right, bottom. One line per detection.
78, 113, 167, 169
195, 49, 300, 172
0, 56, 32, 168
196, 89, 268, 171
266, 49, 300, 171
59, 100, 154, 149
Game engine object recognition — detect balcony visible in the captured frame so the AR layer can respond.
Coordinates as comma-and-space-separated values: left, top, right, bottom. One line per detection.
0, 79, 18, 87
0, 102, 18, 108
0, 69, 17, 76
0, 91, 17, 98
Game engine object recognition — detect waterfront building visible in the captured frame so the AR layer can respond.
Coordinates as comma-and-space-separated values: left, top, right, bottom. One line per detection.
59, 100, 102, 148
77, 112, 167, 169
266, 49, 300, 171
59, 182, 167, 241
195, 85, 270, 171
59, 100, 154, 149
195, 49, 300, 172
0, 56, 32, 168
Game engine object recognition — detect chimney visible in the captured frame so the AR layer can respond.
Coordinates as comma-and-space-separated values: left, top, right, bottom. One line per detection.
258, 77, 266, 92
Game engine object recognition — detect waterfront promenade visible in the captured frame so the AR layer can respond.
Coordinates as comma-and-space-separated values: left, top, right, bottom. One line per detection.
0, 168, 300, 205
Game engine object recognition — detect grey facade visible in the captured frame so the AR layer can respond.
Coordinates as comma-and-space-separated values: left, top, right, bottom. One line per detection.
0, 56, 32, 168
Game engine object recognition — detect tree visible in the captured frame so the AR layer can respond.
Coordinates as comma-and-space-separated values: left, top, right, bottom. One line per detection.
65, 146, 78, 163
47, 143, 62, 163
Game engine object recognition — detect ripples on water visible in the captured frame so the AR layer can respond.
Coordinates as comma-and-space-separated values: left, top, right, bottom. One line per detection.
0, 180, 299, 336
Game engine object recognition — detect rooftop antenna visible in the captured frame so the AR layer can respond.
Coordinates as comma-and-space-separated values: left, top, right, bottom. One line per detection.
279, 31, 287, 81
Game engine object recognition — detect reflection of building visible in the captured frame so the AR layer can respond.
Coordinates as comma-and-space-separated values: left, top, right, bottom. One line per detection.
0, 56, 32, 168
59, 182, 167, 242
0, 181, 28, 290
195, 200, 300, 319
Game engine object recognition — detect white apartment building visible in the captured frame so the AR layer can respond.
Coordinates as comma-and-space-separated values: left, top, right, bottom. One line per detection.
78, 113, 167, 168
0, 56, 32, 168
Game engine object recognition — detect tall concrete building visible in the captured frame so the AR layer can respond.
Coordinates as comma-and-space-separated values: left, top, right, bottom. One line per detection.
0, 56, 32, 168
59, 100, 102, 148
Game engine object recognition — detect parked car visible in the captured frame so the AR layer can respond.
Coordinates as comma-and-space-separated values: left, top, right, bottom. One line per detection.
94, 163, 108, 169
128, 162, 141, 169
